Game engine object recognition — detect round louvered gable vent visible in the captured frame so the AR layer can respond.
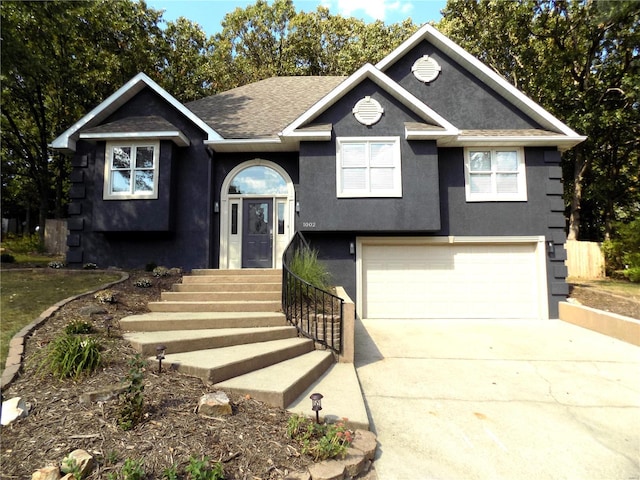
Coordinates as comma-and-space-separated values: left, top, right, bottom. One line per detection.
352, 96, 384, 126
412, 55, 441, 83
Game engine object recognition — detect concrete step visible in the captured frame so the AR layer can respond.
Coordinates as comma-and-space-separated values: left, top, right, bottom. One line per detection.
190, 268, 281, 276
148, 300, 282, 313
159, 337, 313, 384
216, 350, 334, 408
173, 283, 281, 293
120, 312, 287, 331
160, 291, 281, 302
287, 363, 370, 431
124, 326, 297, 355
182, 275, 282, 284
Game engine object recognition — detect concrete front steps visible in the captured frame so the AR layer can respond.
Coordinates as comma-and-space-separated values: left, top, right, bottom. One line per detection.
120, 269, 369, 430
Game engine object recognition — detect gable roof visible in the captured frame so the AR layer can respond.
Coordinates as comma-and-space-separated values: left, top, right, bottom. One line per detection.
280, 63, 459, 140
51, 73, 221, 152
377, 24, 586, 144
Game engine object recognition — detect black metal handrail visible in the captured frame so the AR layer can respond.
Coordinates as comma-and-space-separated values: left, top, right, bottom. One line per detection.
282, 232, 344, 354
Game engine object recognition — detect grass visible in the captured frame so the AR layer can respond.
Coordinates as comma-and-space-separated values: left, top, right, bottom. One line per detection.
568, 277, 640, 301
0, 269, 122, 372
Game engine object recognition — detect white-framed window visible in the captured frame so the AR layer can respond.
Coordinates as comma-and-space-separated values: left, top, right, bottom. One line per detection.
464, 148, 527, 202
336, 137, 402, 198
103, 141, 159, 200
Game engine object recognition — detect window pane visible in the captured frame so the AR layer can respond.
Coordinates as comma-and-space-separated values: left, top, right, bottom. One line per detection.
469, 151, 491, 171
231, 204, 238, 235
497, 173, 519, 194
370, 168, 395, 190
134, 170, 154, 192
111, 170, 130, 193
342, 168, 367, 190
228, 166, 287, 194
370, 143, 394, 167
495, 151, 518, 171
248, 203, 269, 235
136, 146, 154, 168
277, 202, 285, 235
341, 143, 366, 167
469, 173, 491, 193
112, 147, 131, 169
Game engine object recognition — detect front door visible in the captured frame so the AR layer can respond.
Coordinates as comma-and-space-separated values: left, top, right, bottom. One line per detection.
242, 199, 273, 268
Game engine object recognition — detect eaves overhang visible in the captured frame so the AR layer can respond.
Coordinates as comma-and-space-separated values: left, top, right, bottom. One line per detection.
79, 130, 190, 147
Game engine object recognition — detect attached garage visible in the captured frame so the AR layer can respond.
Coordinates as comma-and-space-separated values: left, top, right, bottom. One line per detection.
358, 237, 549, 320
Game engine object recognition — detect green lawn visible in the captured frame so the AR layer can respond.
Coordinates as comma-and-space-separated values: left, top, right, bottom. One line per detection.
0, 269, 122, 372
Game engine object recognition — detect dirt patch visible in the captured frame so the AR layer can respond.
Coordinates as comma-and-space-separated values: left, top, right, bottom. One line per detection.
0, 272, 316, 479
569, 283, 640, 320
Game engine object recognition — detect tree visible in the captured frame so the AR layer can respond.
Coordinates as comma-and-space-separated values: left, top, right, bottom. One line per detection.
439, 0, 640, 241
1, 0, 165, 237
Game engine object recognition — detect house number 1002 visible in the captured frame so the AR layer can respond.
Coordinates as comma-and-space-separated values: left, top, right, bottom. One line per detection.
302, 222, 316, 228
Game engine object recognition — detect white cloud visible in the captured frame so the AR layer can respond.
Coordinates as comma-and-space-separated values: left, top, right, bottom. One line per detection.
333, 0, 414, 21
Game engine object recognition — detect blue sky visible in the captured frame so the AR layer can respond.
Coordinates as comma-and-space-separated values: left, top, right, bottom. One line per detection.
147, 0, 447, 36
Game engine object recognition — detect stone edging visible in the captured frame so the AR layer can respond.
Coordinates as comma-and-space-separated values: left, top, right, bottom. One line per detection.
1, 270, 130, 392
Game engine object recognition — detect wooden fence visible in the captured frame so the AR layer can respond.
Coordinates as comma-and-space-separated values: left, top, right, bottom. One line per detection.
565, 240, 605, 279
44, 219, 68, 255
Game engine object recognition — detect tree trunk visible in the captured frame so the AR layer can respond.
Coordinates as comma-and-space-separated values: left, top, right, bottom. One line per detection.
567, 146, 589, 241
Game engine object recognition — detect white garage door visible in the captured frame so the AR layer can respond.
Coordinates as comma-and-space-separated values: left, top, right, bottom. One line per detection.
361, 240, 545, 319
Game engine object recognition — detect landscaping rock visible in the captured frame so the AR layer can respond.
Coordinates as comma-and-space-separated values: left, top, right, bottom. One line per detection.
198, 391, 232, 417
79, 384, 128, 404
1, 396, 30, 426
342, 448, 366, 478
284, 471, 311, 480
61, 449, 95, 477
350, 430, 377, 461
308, 459, 346, 480
31, 466, 61, 480
78, 305, 107, 316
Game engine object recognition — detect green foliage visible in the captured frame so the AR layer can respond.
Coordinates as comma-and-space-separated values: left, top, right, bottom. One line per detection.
121, 458, 146, 480
43, 334, 101, 379
145, 262, 158, 272
133, 277, 153, 288
602, 217, 640, 278
287, 414, 353, 461
163, 463, 179, 480
118, 354, 146, 431
65, 320, 94, 335
61, 457, 84, 479
1, 234, 44, 254
289, 248, 331, 291
186, 455, 224, 480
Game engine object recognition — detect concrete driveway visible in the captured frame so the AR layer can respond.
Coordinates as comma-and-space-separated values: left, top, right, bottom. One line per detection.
355, 319, 640, 480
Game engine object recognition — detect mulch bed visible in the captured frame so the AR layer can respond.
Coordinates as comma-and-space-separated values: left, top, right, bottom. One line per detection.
569, 283, 640, 320
0, 271, 315, 479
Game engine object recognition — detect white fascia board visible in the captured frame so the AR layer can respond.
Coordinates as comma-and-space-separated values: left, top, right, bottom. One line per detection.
405, 127, 458, 141
282, 130, 333, 141
79, 130, 191, 147
439, 134, 587, 151
205, 137, 298, 153
281, 63, 458, 137
51, 72, 221, 152
377, 24, 585, 141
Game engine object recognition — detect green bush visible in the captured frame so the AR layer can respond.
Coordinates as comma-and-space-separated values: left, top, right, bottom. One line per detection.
1, 253, 15, 263
186, 456, 224, 480
43, 334, 101, 379
2, 233, 44, 254
65, 320, 94, 335
603, 217, 640, 276
287, 414, 353, 461
289, 248, 331, 291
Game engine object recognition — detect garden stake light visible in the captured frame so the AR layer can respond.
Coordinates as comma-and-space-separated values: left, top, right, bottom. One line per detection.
103, 316, 113, 337
310, 392, 323, 424
156, 344, 166, 373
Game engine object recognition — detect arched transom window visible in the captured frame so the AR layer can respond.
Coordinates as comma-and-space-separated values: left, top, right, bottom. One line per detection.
228, 166, 288, 195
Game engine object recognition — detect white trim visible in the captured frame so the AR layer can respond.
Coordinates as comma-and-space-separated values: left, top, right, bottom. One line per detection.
280, 64, 459, 138
464, 147, 527, 202
219, 159, 295, 269
205, 138, 298, 153
51, 72, 221, 152
440, 134, 585, 151
356, 235, 549, 320
80, 130, 190, 147
336, 137, 402, 198
377, 24, 585, 141
103, 141, 160, 200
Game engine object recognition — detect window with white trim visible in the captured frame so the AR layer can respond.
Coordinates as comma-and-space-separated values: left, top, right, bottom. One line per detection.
464, 148, 527, 201
104, 141, 159, 199
336, 137, 402, 198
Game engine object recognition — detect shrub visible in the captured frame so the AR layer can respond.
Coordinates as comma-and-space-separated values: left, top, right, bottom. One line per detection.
48, 260, 65, 269
65, 320, 94, 335
83, 262, 98, 270
186, 455, 224, 480
145, 262, 158, 272
2, 233, 44, 254
118, 354, 145, 431
287, 414, 353, 461
289, 248, 331, 291
1, 253, 15, 263
153, 266, 170, 277
121, 458, 145, 480
622, 267, 640, 283
133, 277, 153, 288
603, 217, 640, 275
94, 289, 117, 304
43, 334, 101, 379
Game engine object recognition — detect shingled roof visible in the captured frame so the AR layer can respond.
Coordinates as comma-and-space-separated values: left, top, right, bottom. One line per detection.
186, 76, 346, 139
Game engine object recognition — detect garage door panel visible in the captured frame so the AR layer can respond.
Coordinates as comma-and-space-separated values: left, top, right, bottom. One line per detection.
362, 242, 542, 319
